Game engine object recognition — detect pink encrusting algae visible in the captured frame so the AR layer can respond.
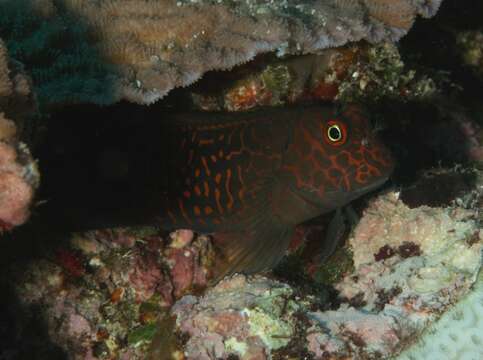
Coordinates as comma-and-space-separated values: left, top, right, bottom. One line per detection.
305, 187, 482, 359
168, 175, 482, 359
0, 40, 39, 230
15, 227, 215, 358
0, 115, 38, 231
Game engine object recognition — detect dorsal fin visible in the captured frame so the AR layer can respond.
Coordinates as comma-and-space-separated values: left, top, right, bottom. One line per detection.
166, 106, 299, 132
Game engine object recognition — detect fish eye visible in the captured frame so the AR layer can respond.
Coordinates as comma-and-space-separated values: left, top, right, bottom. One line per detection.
328, 124, 342, 142
324, 120, 347, 146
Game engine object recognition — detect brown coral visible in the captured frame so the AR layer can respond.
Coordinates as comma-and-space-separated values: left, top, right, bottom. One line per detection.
0, 0, 443, 107
363, 0, 416, 29
0, 42, 12, 99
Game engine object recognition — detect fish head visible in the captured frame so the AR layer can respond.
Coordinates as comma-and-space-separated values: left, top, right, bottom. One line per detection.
280, 105, 394, 212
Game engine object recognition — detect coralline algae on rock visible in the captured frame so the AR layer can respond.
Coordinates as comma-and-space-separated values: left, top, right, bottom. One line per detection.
307, 306, 401, 358
188, 41, 443, 112
15, 228, 215, 358
335, 42, 439, 103
171, 274, 305, 359
306, 187, 482, 359
348, 190, 480, 271
190, 46, 362, 111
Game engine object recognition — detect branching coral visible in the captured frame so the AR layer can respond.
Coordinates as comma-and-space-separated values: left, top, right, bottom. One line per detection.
0, 0, 443, 108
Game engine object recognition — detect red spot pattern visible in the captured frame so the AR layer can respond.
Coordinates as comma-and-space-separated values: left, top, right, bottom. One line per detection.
281, 106, 393, 198
56, 249, 85, 277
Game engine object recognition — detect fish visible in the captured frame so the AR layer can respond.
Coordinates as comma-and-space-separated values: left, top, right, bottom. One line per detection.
155, 104, 394, 277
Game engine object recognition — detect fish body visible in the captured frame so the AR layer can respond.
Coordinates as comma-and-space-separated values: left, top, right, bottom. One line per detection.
157, 105, 394, 275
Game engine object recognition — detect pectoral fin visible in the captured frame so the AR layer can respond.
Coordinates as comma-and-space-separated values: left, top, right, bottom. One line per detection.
315, 207, 346, 264
211, 217, 294, 281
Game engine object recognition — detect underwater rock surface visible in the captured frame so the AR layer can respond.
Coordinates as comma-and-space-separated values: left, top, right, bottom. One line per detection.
172, 274, 303, 359
12, 169, 481, 359
171, 179, 482, 359
14, 227, 215, 358
307, 187, 482, 359
188, 43, 439, 112
0, 0, 442, 108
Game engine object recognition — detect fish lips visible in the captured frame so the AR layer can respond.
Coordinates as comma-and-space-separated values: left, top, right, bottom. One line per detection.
293, 173, 390, 215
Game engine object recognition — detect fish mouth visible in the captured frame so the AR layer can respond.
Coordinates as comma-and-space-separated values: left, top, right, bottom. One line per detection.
287, 173, 391, 214
349, 175, 390, 195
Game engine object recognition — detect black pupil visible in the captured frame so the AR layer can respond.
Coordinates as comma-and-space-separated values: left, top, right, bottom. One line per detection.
329, 126, 341, 140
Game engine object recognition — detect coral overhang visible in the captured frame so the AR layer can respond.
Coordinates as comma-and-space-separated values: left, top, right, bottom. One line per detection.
0, 0, 443, 107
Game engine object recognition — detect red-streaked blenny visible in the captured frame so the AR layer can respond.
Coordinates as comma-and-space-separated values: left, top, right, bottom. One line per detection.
157, 104, 394, 276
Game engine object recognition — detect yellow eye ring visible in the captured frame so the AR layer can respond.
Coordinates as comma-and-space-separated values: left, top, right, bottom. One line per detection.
324, 120, 347, 146
327, 124, 342, 142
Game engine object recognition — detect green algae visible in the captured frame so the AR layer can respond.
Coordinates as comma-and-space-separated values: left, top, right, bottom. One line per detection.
224, 337, 248, 357
314, 246, 354, 286
244, 307, 294, 350
128, 323, 158, 347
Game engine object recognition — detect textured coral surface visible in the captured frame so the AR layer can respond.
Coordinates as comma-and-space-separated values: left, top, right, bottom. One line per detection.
397, 269, 483, 360
0, 0, 442, 107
